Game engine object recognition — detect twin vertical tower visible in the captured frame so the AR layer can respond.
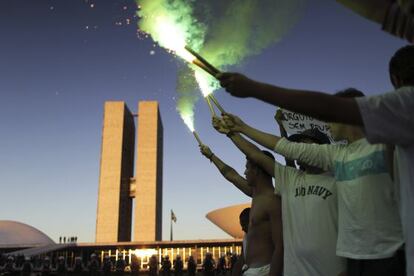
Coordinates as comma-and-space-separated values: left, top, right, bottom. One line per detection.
95, 101, 163, 243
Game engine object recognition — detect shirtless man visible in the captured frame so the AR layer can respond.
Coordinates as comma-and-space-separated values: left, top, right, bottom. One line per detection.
200, 141, 283, 276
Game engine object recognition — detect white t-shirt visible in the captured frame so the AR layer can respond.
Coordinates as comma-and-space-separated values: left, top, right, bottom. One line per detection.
356, 87, 414, 275
274, 162, 345, 276
275, 138, 404, 259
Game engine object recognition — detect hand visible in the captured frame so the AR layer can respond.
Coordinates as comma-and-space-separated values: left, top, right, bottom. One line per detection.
222, 113, 245, 132
217, 72, 258, 98
212, 116, 230, 134
200, 144, 213, 159
274, 109, 286, 126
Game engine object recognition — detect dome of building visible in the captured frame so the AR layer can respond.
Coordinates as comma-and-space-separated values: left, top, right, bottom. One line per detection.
0, 220, 55, 248
206, 203, 251, 239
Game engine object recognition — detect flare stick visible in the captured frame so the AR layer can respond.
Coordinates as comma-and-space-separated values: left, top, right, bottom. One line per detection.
185, 46, 221, 78
192, 131, 203, 145
209, 95, 225, 114
193, 59, 217, 77
205, 96, 216, 117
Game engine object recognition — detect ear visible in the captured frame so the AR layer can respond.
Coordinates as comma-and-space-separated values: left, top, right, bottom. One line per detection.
390, 74, 402, 88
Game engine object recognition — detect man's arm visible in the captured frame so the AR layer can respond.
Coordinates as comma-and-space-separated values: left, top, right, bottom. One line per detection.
222, 113, 281, 150
211, 115, 276, 176
200, 145, 253, 197
269, 196, 283, 276
218, 74, 363, 126
228, 133, 276, 177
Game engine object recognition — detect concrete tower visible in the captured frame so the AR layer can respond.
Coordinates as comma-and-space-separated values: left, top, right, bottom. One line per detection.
95, 102, 135, 242
95, 101, 163, 243
133, 101, 163, 241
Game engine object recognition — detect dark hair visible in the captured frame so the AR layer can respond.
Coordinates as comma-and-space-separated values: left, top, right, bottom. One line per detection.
389, 45, 414, 86
335, 88, 365, 98
239, 208, 250, 219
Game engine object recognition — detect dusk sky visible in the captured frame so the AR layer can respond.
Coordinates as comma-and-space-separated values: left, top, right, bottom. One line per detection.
0, 0, 406, 242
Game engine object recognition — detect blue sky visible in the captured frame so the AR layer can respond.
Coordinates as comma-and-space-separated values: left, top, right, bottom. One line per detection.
0, 0, 406, 242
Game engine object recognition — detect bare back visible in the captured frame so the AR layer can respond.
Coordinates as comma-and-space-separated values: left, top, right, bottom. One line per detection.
245, 193, 280, 268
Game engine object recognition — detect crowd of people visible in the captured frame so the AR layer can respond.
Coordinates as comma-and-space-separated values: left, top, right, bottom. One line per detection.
198, 1, 414, 276
0, 253, 241, 276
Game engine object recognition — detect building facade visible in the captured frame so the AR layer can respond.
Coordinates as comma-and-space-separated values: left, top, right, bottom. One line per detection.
96, 101, 163, 243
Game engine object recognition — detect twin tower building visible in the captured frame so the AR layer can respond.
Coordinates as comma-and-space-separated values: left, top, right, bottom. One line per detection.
95, 101, 163, 243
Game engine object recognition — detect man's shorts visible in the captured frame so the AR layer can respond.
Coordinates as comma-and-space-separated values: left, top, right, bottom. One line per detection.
242, 264, 270, 276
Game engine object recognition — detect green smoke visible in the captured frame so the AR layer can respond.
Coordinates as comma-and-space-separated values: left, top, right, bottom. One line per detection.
136, 0, 305, 127
175, 66, 200, 130
136, 0, 206, 126
198, 0, 305, 68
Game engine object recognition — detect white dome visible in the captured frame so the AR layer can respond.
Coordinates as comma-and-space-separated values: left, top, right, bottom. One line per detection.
0, 221, 55, 247
206, 203, 251, 239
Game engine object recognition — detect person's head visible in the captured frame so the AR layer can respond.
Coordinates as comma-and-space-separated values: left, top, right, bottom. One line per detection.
328, 88, 365, 141
244, 151, 275, 185
288, 129, 331, 172
239, 207, 250, 233
389, 45, 414, 88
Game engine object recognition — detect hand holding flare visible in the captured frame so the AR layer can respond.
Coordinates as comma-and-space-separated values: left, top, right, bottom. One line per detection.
199, 144, 214, 160
212, 116, 231, 135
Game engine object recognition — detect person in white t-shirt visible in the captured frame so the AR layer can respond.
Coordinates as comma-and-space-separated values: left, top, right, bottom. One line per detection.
212, 117, 346, 276
220, 89, 404, 276
217, 45, 414, 276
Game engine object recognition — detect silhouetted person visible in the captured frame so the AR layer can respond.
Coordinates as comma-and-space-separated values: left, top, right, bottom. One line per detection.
101, 256, 112, 276
216, 255, 226, 276
149, 255, 158, 276
19, 256, 32, 276
115, 255, 126, 275
202, 253, 215, 276
87, 253, 100, 276
72, 257, 85, 275
55, 256, 67, 275
161, 256, 172, 276
1, 256, 16, 276
41, 257, 52, 276
130, 255, 141, 276
63, 237, 66, 244
186, 256, 196, 276
173, 255, 183, 276
59, 237, 62, 244
229, 254, 237, 274
232, 208, 250, 276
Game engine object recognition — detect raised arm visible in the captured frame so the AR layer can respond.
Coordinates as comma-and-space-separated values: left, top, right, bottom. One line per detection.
199, 144, 252, 197
222, 113, 281, 150
275, 110, 296, 168
211, 116, 276, 176
269, 196, 283, 276
218, 73, 363, 126
228, 133, 276, 178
